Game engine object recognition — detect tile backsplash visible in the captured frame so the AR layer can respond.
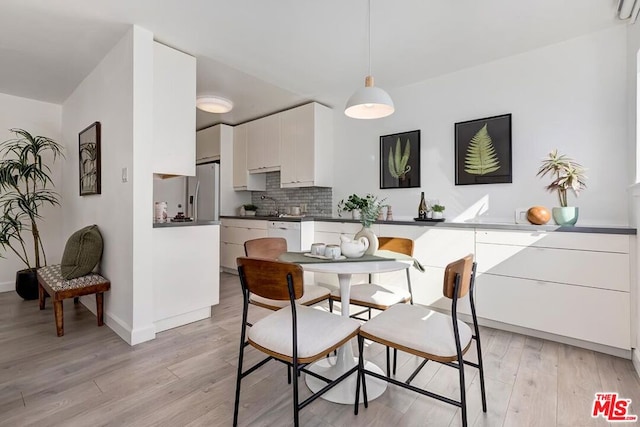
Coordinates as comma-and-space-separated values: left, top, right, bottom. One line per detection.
251, 172, 333, 216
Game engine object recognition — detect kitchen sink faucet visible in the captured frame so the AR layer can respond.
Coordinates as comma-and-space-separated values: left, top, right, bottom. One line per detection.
260, 195, 278, 216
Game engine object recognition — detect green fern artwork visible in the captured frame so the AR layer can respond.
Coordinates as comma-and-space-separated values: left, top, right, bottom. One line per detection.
464, 123, 500, 175
388, 137, 411, 180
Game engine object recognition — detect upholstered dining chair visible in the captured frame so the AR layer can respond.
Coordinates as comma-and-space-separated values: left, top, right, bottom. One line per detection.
330, 236, 414, 374
354, 254, 486, 427
234, 257, 361, 427
244, 237, 331, 309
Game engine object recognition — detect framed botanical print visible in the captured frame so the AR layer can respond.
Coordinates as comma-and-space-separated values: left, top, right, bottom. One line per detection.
455, 114, 512, 185
380, 130, 421, 189
79, 121, 101, 195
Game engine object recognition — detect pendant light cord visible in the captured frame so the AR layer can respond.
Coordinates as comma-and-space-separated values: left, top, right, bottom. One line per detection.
368, 0, 372, 76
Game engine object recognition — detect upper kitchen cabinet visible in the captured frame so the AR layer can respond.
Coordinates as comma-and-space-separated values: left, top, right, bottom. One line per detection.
233, 123, 266, 191
247, 114, 280, 173
196, 125, 221, 164
280, 102, 333, 188
152, 42, 196, 176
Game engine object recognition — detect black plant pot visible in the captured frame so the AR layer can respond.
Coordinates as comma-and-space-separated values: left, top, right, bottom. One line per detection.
16, 268, 39, 300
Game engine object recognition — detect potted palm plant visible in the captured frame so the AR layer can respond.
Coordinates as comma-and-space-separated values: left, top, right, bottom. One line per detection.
537, 149, 587, 226
0, 129, 64, 299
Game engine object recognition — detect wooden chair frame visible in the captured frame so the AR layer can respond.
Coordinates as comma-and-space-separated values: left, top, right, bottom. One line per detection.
233, 257, 358, 427
355, 258, 487, 427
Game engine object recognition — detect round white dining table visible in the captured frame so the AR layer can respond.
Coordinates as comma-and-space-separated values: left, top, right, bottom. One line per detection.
299, 258, 412, 404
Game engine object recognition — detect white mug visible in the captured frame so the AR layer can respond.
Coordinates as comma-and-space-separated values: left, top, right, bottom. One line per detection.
291, 206, 301, 216
310, 243, 326, 256
324, 245, 341, 259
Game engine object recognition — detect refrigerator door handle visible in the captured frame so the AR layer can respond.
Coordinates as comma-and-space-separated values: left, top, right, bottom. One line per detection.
193, 180, 200, 221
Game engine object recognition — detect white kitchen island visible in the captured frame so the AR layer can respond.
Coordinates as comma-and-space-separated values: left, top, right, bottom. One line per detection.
152, 221, 220, 332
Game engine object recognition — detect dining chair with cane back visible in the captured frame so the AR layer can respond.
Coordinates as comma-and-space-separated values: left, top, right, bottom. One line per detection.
354, 254, 487, 427
234, 257, 361, 427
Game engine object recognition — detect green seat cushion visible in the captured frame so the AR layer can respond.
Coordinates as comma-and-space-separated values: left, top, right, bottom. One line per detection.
60, 225, 104, 279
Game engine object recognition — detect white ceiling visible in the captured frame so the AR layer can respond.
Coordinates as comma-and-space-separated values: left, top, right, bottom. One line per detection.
0, 0, 624, 129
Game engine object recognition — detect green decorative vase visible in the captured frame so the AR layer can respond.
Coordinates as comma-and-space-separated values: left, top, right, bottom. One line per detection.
552, 207, 579, 226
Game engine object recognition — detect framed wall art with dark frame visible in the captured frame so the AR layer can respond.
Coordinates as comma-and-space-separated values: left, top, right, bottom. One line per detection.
380, 129, 421, 189
79, 121, 101, 196
454, 114, 512, 185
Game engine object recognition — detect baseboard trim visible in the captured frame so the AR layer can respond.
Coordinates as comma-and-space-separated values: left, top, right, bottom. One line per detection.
154, 307, 212, 333
0, 281, 13, 293
633, 349, 640, 377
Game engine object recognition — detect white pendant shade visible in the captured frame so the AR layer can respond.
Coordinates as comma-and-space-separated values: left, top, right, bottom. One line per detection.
345, 76, 394, 119
196, 95, 233, 113
344, 0, 394, 120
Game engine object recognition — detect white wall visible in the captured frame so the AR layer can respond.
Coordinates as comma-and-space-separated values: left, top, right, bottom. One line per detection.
0, 93, 62, 292
61, 26, 155, 345
333, 26, 629, 226
625, 21, 640, 374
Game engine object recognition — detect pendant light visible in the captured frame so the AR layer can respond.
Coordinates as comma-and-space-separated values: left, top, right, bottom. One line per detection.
344, 0, 394, 119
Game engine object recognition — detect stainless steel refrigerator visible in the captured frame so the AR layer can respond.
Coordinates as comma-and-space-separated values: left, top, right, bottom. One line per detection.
187, 161, 220, 221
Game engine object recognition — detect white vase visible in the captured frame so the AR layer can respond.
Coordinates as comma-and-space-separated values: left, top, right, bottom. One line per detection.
352, 210, 361, 220
354, 226, 378, 255
432, 211, 443, 219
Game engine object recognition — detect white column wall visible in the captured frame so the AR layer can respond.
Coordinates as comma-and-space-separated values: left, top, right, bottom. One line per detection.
61, 26, 155, 344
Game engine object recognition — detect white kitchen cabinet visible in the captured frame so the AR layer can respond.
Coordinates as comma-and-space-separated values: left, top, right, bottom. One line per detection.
474, 229, 631, 350
196, 125, 221, 163
152, 224, 220, 332
232, 123, 265, 191
280, 103, 333, 188
247, 114, 280, 173
152, 42, 196, 176
220, 219, 268, 271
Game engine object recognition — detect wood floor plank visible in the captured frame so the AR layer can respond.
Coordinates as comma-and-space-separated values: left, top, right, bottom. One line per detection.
1, 273, 639, 427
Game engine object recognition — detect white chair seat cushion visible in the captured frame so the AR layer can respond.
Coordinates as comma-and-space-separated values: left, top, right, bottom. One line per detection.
250, 284, 330, 309
331, 284, 410, 308
249, 305, 360, 361
360, 304, 472, 360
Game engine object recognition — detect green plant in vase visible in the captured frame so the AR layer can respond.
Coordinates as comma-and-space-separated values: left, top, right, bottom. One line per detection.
0, 129, 64, 299
337, 193, 385, 254
536, 149, 587, 225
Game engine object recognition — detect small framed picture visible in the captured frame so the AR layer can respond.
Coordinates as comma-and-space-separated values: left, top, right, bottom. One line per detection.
380, 130, 421, 189
455, 114, 512, 185
79, 121, 101, 196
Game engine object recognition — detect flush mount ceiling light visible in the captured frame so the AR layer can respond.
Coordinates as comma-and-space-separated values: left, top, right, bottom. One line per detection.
344, 0, 394, 119
196, 95, 234, 113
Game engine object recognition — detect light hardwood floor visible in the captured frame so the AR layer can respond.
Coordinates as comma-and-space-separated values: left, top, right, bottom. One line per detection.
1, 272, 639, 426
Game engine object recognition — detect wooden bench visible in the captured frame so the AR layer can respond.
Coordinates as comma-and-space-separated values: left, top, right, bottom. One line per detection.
37, 264, 111, 337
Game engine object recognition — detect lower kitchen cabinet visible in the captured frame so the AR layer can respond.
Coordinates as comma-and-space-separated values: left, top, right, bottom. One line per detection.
474, 229, 632, 351
476, 273, 630, 349
220, 219, 267, 271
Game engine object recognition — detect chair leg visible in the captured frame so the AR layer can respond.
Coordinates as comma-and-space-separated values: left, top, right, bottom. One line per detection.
393, 348, 398, 375
53, 300, 64, 337
386, 346, 390, 377
475, 335, 487, 412
234, 307, 249, 426
458, 352, 467, 427
358, 335, 368, 408
287, 365, 292, 384
355, 336, 363, 414
329, 298, 333, 313
293, 359, 300, 427
38, 284, 45, 310
96, 293, 104, 326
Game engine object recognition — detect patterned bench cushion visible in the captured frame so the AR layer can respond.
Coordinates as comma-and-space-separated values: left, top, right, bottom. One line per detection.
37, 264, 109, 292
